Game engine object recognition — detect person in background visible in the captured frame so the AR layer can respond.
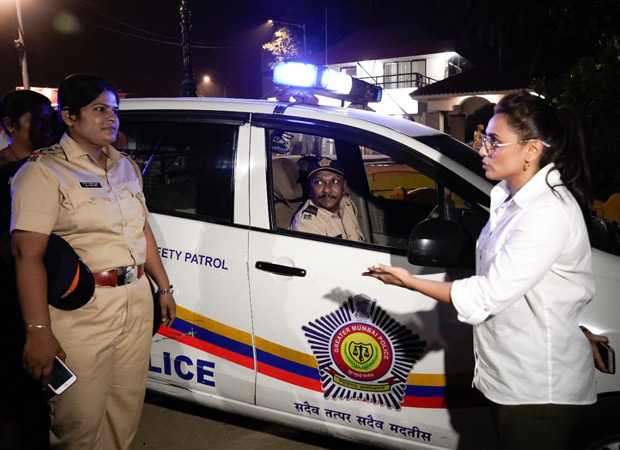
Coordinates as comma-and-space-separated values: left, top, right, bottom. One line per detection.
0, 89, 55, 450
10, 74, 176, 450
473, 123, 484, 150
364, 91, 607, 450
290, 157, 365, 241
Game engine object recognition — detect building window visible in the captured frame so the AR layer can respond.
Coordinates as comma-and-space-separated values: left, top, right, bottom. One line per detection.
383, 60, 426, 89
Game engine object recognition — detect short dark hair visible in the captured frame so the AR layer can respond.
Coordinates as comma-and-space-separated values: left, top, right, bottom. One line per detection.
58, 74, 119, 118
1, 90, 52, 135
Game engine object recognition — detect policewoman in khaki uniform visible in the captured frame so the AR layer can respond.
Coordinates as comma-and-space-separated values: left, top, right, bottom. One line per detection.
10, 74, 176, 450
290, 157, 365, 242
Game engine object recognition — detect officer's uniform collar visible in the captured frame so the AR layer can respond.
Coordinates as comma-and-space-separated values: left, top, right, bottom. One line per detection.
60, 133, 122, 167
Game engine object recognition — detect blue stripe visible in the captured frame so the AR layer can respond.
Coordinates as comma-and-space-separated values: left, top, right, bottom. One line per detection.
405, 385, 479, 397
256, 349, 321, 381
172, 318, 254, 359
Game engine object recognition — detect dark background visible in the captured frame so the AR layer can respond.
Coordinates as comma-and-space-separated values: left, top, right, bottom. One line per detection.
2, 0, 619, 198
0, 0, 604, 98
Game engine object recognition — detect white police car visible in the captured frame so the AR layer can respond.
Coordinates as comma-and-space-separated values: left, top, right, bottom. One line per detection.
118, 63, 620, 449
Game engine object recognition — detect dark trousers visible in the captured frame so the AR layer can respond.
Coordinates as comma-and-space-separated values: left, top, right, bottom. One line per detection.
490, 402, 583, 450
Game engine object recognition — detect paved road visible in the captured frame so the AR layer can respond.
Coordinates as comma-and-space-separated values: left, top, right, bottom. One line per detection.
130, 392, 377, 450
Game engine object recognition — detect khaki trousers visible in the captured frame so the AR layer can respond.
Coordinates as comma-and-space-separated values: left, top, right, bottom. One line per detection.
48, 275, 153, 450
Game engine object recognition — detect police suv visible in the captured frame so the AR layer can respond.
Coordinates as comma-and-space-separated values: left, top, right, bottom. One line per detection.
118, 63, 620, 449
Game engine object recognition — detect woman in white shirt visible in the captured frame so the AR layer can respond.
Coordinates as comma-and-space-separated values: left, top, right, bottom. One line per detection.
364, 91, 599, 449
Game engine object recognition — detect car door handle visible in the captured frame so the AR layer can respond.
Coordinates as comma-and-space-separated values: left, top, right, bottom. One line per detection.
255, 261, 306, 277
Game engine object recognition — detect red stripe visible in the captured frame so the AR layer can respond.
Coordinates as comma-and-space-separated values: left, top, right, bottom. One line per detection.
402, 396, 447, 408
257, 362, 323, 392
157, 327, 255, 370
155, 328, 482, 410
402, 395, 487, 409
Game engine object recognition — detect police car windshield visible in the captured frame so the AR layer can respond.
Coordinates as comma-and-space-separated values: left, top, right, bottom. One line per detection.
415, 134, 491, 183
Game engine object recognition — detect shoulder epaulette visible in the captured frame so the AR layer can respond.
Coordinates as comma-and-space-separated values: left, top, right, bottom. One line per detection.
27, 145, 62, 162
303, 204, 318, 216
27, 150, 46, 162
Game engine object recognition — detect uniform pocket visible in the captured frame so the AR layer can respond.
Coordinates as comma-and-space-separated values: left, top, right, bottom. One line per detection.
120, 184, 148, 229
64, 188, 99, 231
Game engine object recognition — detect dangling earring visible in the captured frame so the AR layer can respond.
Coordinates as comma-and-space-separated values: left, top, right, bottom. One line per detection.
523, 162, 531, 171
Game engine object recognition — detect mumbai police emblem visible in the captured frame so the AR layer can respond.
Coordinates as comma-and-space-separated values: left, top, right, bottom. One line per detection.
303, 294, 426, 410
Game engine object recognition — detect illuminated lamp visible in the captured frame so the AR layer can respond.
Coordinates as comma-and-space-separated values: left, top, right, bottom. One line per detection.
273, 62, 382, 104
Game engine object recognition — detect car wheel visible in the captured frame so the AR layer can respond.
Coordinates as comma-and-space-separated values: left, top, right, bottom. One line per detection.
582, 434, 620, 450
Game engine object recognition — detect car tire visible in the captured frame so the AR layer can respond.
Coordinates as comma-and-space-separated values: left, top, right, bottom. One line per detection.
581, 434, 620, 450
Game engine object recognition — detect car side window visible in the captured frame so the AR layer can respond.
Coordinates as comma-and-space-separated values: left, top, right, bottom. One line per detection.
118, 116, 237, 223
268, 127, 475, 250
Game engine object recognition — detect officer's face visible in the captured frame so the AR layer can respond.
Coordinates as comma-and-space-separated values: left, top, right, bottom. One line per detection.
309, 170, 346, 213
64, 90, 119, 152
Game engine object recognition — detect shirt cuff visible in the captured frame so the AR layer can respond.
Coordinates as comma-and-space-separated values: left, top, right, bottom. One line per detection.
451, 278, 491, 325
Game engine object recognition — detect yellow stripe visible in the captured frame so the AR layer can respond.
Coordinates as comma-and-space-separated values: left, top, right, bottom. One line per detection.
408, 373, 473, 386
255, 336, 319, 368
176, 305, 253, 346
175, 307, 472, 387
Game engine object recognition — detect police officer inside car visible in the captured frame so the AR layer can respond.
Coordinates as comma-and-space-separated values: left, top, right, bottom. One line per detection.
290, 157, 364, 242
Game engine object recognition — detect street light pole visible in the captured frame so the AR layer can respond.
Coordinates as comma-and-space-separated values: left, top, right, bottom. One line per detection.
179, 0, 197, 97
268, 20, 306, 57
15, 0, 30, 90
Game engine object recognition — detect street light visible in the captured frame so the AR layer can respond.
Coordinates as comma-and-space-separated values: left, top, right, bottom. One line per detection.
179, 0, 197, 97
14, 0, 30, 89
197, 75, 226, 97
268, 19, 306, 57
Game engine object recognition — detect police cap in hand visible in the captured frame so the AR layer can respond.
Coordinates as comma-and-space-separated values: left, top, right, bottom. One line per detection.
44, 234, 95, 310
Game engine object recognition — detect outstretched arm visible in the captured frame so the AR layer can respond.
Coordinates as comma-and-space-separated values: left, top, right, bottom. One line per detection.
362, 263, 453, 304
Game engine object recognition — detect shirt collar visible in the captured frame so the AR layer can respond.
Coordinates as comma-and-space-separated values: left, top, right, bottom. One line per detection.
491, 163, 559, 210
60, 133, 122, 167
309, 198, 344, 218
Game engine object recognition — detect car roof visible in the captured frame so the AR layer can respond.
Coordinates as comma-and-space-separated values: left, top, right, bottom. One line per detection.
119, 97, 443, 139
119, 97, 489, 196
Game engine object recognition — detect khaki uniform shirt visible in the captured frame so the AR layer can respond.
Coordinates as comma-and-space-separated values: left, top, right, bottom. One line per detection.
11, 134, 148, 272
290, 195, 365, 242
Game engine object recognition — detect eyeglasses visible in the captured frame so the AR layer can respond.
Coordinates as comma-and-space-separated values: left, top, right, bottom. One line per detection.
481, 134, 550, 157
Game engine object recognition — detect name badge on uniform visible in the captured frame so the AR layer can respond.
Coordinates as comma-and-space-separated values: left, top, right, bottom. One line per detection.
79, 181, 103, 189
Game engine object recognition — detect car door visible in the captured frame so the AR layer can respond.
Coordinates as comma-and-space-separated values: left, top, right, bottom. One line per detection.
247, 115, 497, 449
118, 110, 256, 405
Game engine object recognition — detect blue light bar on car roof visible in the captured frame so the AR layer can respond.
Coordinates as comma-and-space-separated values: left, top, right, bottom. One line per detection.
273, 61, 382, 104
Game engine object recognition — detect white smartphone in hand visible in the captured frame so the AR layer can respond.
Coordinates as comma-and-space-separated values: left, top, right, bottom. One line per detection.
48, 356, 77, 394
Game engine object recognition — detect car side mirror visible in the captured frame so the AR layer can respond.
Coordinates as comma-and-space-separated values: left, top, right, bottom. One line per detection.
407, 218, 476, 268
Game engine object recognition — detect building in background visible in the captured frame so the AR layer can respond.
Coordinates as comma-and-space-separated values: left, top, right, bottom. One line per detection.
263, 26, 529, 145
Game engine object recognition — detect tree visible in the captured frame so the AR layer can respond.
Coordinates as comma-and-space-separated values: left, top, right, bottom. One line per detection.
262, 26, 302, 68
532, 0, 620, 200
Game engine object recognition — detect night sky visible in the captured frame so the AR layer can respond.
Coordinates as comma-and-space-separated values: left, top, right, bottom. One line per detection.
0, 0, 601, 99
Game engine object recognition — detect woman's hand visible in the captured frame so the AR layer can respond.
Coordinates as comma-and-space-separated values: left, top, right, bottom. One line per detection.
23, 327, 65, 388
362, 263, 454, 304
362, 264, 413, 288
158, 293, 176, 327
582, 327, 610, 373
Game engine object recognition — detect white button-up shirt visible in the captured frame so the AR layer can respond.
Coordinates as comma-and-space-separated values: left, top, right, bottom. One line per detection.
451, 164, 596, 405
